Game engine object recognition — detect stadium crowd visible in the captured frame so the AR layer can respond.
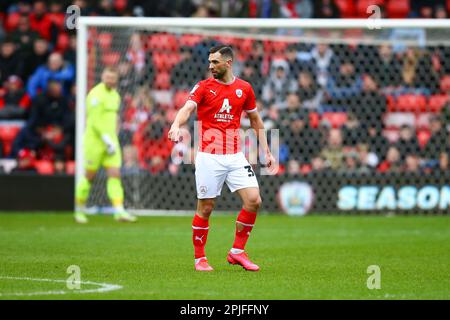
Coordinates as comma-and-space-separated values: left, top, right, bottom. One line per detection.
1, 0, 450, 176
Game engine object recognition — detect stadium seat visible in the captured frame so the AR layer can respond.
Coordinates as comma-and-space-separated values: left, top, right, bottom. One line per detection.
383, 112, 415, 129
417, 129, 431, 149
101, 51, 121, 66
179, 34, 203, 47
386, 95, 396, 112
309, 112, 320, 128
320, 112, 348, 128
335, 0, 356, 18
386, 0, 410, 18
148, 33, 179, 52
383, 128, 400, 143
395, 94, 427, 112
35, 160, 55, 175
428, 94, 449, 113
55, 32, 70, 52
114, 0, 128, 12
65, 160, 76, 175
356, 0, 385, 18
5, 12, 20, 32
47, 12, 66, 30
415, 113, 433, 130
264, 40, 289, 55
174, 90, 190, 109
215, 35, 239, 48
98, 32, 113, 50
0, 125, 22, 156
153, 72, 171, 90
152, 51, 181, 73
440, 75, 450, 92
0, 125, 21, 141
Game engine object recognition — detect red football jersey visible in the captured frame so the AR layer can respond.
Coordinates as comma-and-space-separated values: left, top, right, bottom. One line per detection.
188, 77, 257, 154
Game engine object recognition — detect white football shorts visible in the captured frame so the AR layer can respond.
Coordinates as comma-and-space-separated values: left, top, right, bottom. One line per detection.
195, 151, 259, 199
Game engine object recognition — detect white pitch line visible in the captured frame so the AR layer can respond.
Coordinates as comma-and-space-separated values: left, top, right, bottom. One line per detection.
0, 276, 122, 297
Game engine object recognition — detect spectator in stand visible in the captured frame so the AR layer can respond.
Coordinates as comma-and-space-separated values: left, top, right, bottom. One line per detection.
171, 46, 201, 91
320, 128, 345, 170
95, 0, 119, 16
403, 153, 422, 173
366, 124, 389, 163
292, 70, 321, 110
401, 47, 439, 94
244, 40, 270, 78
0, 75, 31, 120
395, 125, 421, 161
121, 144, 142, 175
239, 60, 264, 97
278, 93, 305, 126
369, 44, 402, 89
283, 112, 322, 167
416, 48, 441, 94
133, 114, 171, 174
11, 148, 37, 173
339, 151, 367, 174
438, 150, 450, 172
312, 0, 340, 18
325, 58, 363, 110
356, 143, 379, 171
11, 80, 69, 158
285, 44, 303, 80
10, 14, 40, 61
352, 74, 386, 129
279, 0, 313, 18
72, 0, 95, 16
22, 37, 50, 81
378, 145, 403, 173
120, 86, 155, 145
125, 32, 154, 86
309, 155, 329, 173
310, 43, 334, 88
422, 115, 448, 162
435, 5, 448, 18
0, 37, 23, 84
262, 60, 291, 108
29, 1, 55, 42
63, 33, 77, 67
341, 112, 365, 147
27, 52, 75, 98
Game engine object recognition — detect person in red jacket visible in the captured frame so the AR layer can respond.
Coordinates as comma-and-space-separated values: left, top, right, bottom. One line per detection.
133, 115, 171, 174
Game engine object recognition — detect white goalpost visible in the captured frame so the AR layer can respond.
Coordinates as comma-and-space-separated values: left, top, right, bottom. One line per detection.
76, 17, 450, 215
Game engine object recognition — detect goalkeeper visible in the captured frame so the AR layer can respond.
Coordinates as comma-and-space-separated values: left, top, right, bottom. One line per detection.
74, 67, 137, 223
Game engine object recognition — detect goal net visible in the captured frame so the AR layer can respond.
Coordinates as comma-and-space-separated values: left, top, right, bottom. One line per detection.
76, 18, 450, 215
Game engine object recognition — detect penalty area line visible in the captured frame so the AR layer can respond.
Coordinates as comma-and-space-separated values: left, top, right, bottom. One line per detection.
0, 276, 122, 297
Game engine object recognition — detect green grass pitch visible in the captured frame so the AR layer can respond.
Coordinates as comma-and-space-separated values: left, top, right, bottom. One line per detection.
0, 213, 449, 300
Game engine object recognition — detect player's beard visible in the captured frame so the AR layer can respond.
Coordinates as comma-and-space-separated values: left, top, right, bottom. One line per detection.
212, 68, 226, 80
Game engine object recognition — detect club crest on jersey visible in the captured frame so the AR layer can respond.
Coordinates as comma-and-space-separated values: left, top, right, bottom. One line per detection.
236, 89, 243, 98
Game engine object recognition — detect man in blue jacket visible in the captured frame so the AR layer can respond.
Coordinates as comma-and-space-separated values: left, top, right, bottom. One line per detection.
27, 52, 75, 98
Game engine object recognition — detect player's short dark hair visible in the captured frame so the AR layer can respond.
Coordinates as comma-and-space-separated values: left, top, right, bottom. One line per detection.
209, 45, 234, 61
103, 66, 119, 74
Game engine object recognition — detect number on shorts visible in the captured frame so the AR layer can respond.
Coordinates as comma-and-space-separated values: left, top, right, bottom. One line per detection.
244, 165, 255, 177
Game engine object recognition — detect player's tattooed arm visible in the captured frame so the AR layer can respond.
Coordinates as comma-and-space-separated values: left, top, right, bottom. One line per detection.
168, 100, 196, 142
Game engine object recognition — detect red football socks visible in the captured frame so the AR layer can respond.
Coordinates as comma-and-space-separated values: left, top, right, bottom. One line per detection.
232, 208, 257, 250
192, 214, 209, 259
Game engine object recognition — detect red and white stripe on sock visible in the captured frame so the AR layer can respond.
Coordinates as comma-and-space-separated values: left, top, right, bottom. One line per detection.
192, 213, 209, 261
231, 208, 257, 253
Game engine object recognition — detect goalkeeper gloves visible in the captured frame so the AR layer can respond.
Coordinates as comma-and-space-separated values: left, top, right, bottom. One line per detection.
101, 134, 117, 155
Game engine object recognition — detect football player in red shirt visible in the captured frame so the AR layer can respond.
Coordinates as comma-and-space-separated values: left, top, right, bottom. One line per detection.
168, 45, 276, 272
